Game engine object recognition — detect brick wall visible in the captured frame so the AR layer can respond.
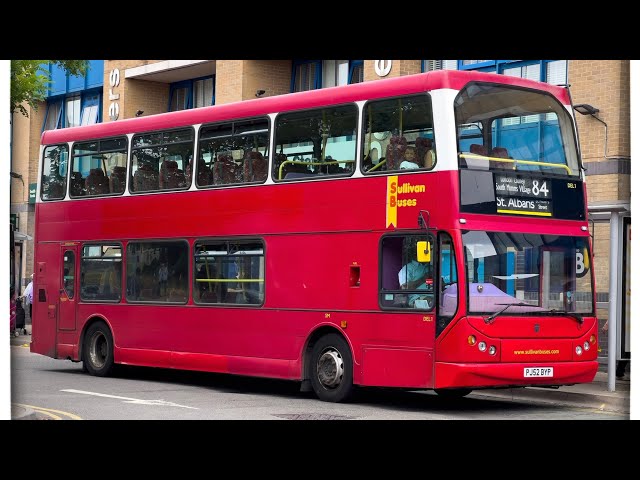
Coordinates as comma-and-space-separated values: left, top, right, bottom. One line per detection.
242, 60, 292, 101
570, 60, 630, 160
364, 60, 422, 81
215, 61, 244, 105
103, 60, 169, 121
10, 103, 45, 287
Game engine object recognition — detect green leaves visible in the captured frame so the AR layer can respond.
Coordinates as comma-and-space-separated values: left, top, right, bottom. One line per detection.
10, 60, 90, 117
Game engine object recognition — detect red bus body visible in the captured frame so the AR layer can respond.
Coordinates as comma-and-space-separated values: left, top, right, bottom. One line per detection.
31, 70, 598, 401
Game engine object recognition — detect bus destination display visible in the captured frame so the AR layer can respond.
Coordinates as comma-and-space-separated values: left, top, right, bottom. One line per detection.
459, 169, 585, 220
495, 175, 552, 216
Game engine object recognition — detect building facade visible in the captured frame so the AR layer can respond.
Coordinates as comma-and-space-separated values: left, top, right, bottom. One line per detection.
10, 59, 630, 368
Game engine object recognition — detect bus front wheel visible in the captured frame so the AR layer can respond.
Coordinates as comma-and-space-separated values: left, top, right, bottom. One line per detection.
83, 322, 115, 377
310, 333, 354, 403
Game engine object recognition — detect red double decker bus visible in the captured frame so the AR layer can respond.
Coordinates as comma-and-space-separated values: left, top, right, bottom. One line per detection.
31, 70, 597, 402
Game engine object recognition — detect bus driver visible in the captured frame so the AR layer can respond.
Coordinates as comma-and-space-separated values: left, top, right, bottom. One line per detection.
398, 260, 433, 308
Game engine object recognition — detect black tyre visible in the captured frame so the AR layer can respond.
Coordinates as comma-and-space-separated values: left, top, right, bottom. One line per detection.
309, 333, 354, 403
82, 322, 115, 377
434, 388, 472, 399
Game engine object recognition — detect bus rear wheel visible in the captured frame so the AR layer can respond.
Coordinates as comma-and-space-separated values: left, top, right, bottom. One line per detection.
309, 333, 354, 403
434, 388, 472, 399
83, 322, 115, 377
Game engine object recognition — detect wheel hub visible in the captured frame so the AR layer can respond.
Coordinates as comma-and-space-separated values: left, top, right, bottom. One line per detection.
317, 349, 344, 388
89, 332, 107, 369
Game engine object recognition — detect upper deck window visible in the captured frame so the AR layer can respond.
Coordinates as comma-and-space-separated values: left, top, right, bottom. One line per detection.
361, 95, 436, 175
40, 144, 68, 201
273, 104, 357, 181
197, 118, 269, 187
71, 136, 128, 198
455, 82, 579, 177
130, 128, 194, 193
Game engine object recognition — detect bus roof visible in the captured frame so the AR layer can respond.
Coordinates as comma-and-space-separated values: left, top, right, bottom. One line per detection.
41, 69, 572, 146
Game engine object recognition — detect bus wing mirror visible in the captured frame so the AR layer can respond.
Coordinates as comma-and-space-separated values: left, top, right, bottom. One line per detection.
417, 241, 431, 263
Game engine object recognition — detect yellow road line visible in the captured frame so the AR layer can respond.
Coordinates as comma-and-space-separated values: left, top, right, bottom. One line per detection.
31, 409, 62, 420
15, 403, 82, 420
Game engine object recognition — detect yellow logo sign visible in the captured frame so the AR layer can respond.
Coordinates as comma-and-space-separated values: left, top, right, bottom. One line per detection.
386, 176, 426, 228
387, 176, 398, 227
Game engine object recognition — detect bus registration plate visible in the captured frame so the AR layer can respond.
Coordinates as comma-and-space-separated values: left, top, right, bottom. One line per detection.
524, 367, 553, 378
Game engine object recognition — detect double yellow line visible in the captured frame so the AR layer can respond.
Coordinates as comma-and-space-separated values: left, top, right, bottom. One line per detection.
14, 404, 82, 420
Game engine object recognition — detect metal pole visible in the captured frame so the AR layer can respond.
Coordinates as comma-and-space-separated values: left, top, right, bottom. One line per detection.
607, 212, 619, 392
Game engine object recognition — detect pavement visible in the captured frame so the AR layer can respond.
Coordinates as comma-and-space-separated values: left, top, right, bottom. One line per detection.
9, 323, 631, 419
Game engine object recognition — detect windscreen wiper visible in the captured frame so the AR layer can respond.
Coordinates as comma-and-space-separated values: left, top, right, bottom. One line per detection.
538, 309, 584, 325
485, 302, 535, 324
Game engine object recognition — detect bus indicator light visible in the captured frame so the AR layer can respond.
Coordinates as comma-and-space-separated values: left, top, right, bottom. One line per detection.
340, 321, 347, 329
468, 335, 476, 345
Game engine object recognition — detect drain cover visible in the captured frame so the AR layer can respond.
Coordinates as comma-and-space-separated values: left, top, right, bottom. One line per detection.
273, 413, 355, 420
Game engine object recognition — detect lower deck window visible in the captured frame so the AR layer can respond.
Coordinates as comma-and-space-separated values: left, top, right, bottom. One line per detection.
194, 239, 265, 305
80, 244, 122, 301
126, 241, 189, 303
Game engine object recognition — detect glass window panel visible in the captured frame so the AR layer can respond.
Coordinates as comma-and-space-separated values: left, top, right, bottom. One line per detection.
194, 78, 214, 108
126, 242, 189, 303
362, 95, 436, 174
41, 145, 68, 200
63, 251, 75, 299
44, 100, 62, 130
274, 104, 357, 180
194, 240, 264, 305
294, 62, 317, 92
350, 63, 364, 84
198, 118, 270, 186
80, 244, 122, 301
131, 130, 193, 192
546, 60, 567, 86
65, 95, 81, 128
379, 234, 435, 310
170, 87, 188, 111
455, 83, 580, 176
80, 104, 99, 125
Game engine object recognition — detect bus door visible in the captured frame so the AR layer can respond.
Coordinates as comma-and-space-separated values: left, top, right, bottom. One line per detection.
59, 245, 78, 331
437, 233, 459, 337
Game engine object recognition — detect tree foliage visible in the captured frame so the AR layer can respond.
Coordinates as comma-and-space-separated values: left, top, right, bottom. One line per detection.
10, 60, 90, 117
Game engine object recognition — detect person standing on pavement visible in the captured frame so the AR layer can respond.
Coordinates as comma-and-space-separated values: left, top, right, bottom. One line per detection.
23, 273, 33, 320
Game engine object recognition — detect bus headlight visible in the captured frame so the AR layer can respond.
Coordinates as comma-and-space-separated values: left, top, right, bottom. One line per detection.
488, 345, 496, 356
478, 341, 487, 352
575, 345, 583, 355
583, 341, 590, 351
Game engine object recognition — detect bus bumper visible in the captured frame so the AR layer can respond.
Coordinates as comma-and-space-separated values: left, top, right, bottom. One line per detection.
434, 361, 598, 389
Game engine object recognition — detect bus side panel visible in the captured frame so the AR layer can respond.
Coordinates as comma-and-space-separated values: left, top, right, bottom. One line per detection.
30, 243, 60, 358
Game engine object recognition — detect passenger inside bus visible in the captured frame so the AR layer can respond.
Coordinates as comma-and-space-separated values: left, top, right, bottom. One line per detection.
415, 137, 435, 169
399, 146, 420, 169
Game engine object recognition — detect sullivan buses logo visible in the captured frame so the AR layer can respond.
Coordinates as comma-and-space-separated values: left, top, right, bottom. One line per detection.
386, 176, 426, 227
